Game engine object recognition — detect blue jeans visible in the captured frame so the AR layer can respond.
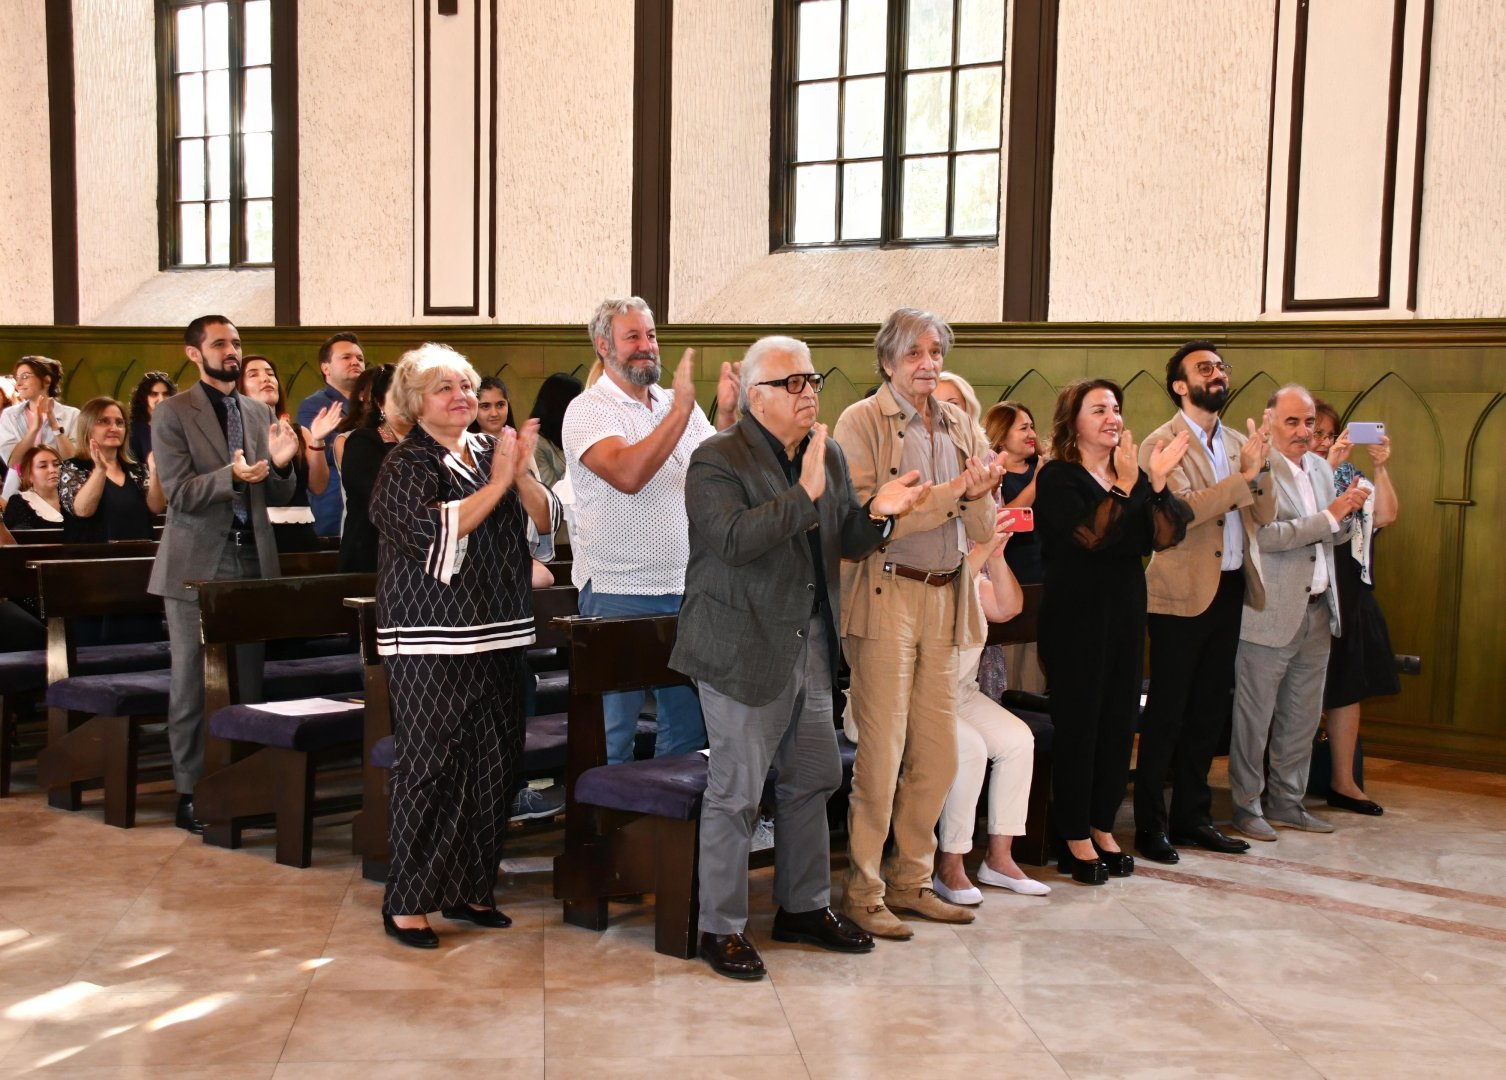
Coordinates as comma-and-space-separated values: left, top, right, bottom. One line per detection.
575, 584, 704, 762
577, 583, 706, 765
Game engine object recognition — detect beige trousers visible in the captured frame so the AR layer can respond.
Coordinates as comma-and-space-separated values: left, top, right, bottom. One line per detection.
842, 575, 959, 905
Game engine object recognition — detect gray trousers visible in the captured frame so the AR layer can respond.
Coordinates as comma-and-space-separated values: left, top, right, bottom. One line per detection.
697, 613, 842, 935
1229, 601, 1332, 822
163, 540, 265, 793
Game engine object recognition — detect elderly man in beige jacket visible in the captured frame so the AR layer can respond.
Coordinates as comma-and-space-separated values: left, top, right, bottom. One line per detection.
834, 308, 1001, 940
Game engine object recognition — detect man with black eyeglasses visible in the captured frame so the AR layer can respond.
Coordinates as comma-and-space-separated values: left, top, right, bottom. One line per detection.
1133, 341, 1275, 864
672, 335, 927, 979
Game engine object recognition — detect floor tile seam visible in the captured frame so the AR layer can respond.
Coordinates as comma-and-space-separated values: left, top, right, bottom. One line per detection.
1192, 849, 1506, 909
270, 875, 354, 1068
768, 976, 854, 1070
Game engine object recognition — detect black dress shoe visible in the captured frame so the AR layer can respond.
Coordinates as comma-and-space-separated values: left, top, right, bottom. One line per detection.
1171, 823, 1251, 853
441, 904, 513, 928
699, 932, 766, 980
174, 798, 206, 835
1326, 792, 1384, 816
1092, 841, 1135, 877
771, 906, 876, 953
1057, 848, 1109, 885
1134, 831, 1180, 864
383, 912, 440, 949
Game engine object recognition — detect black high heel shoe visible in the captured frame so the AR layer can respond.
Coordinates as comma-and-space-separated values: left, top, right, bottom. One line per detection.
1093, 840, 1135, 877
383, 912, 440, 949
1057, 847, 1109, 885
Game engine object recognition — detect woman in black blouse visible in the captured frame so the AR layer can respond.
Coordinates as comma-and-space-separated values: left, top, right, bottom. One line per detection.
338, 364, 406, 572
128, 371, 177, 463
240, 355, 343, 552
371, 343, 558, 949
1035, 379, 1191, 884
3, 444, 66, 533
58, 396, 164, 544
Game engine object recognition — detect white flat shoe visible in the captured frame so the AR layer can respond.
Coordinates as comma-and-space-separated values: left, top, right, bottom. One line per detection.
930, 875, 983, 906
976, 863, 1051, 896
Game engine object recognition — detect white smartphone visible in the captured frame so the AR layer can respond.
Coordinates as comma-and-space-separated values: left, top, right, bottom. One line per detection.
1347, 421, 1385, 445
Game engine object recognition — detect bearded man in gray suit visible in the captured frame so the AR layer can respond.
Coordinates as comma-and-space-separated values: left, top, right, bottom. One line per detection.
1229, 384, 1367, 841
670, 335, 926, 980
149, 315, 299, 833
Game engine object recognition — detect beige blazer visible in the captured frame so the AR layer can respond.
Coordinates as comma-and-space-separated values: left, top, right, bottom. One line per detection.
1141, 413, 1275, 618
832, 383, 995, 646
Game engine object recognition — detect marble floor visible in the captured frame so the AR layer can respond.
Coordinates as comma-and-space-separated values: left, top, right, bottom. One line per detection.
3, 758, 1506, 1079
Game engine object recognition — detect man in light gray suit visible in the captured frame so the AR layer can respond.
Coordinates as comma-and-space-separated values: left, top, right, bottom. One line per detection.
1229, 384, 1367, 841
149, 315, 298, 832
671, 335, 926, 980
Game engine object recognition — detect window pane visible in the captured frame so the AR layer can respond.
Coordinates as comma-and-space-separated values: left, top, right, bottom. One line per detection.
792, 164, 837, 243
842, 76, 885, 158
243, 67, 272, 133
208, 135, 231, 199
178, 139, 206, 201
206, 69, 230, 135
246, 200, 274, 263
243, 132, 273, 197
906, 0, 954, 69
176, 73, 204, 137
901, 156, 948, 237
204, 2, 230, 69
841, 160, 883, 240
954, 66, 1002, 150
210, 200, 230, 264
904, 71, 950, 154
952, 153, 999, 235
845, 0, 887, 76
179, 203, 207, 265
175, 5, 204, 73
244, 0, 272, 67
796, 81, 838, 161
957, 0, 1005, 64
797, 0, 840, 81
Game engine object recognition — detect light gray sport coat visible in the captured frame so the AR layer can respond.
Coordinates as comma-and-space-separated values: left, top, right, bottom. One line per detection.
670, 415, 890, 707
148, 382, 294, 598
1238, 450, 1353, 649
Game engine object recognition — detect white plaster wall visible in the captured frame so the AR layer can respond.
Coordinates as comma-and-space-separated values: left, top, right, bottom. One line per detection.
0, 0, 54, 324
1415, 3, 1506, 319
1050, 0, 1275, 322
298, 0, 414, 324
494, 0, 633, 323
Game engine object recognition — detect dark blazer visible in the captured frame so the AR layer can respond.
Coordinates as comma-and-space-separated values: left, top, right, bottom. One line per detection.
671, 415, 888, 706
148, 382, 294, 598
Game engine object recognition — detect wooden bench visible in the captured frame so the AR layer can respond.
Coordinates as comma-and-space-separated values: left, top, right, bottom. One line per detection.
984, 583, 1052, 866
194, 572, 374, 866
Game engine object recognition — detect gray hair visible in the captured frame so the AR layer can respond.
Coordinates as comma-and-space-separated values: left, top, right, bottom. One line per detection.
588, 296, 654, 361
936, 371, 982, 425
874, 307, 953, 381
1266, 382, 1314, 410
388, 342, 482, 426
739, 335, 811, 412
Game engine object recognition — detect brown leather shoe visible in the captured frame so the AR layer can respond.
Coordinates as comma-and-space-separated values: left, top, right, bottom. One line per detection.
772, 906, 875, 953
885, 886, 976, 924
839, 898, 913, 940
698, 932, 766, 980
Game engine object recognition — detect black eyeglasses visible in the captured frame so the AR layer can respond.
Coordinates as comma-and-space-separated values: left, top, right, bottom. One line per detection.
1191, 359, 1232, 377
755, 373, 824, 395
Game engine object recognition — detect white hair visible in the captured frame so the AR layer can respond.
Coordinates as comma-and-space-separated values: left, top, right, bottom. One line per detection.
588, 296, 654, 361
739, 335, 812, 413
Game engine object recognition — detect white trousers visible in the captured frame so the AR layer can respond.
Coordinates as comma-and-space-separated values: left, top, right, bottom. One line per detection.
938, 683, 1035, 852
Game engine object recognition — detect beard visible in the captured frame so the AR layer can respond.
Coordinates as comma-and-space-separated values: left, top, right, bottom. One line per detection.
608, 349, 661, 387
1188, 382, 1229, 412
203, 356, 241, 382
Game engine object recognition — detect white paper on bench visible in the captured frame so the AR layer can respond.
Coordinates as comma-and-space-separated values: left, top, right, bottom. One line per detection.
246, 698, 363, 716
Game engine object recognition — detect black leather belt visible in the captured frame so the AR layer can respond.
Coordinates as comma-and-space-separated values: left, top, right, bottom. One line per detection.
883, 561, 960, 587
229, 526, 258, 547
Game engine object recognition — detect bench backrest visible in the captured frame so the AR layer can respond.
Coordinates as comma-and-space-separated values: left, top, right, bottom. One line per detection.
6, 528, 65, 545
1, 540, 157, 602
197, 571, 374, 646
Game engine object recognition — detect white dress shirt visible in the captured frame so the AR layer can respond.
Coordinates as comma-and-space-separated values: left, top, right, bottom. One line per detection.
1277, 451, 1338, 597
1182, 409, 1243, 572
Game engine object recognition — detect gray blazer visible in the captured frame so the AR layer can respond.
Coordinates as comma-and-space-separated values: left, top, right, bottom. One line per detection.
1239, 451, 1352, 648
670, 416, 889, 707
148, 382, 294, 598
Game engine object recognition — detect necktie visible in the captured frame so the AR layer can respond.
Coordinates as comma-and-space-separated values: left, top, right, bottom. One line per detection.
225, 394, 249, 526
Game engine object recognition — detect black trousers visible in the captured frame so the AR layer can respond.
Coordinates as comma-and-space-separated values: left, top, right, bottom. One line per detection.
1134, 571, 1245, 836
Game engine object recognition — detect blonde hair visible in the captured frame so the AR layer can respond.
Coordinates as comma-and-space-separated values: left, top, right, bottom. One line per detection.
71, 396, 137, 466
936, 372, 982, 425
387, 343, 483, 427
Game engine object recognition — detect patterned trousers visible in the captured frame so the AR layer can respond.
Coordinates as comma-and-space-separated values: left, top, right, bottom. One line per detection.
383, 649, 525, 916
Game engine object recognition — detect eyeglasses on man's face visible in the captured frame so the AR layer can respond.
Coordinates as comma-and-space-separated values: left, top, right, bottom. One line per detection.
1191, 359, 1232, 378
756, 373, 824, 395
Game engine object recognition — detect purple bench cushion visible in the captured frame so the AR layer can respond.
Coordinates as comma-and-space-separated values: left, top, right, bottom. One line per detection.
534, 671, 569, 716
574, 752, 708, 821
208, 699, 365, 751
45, 653, 365, 717
0, 641, 172, 696
371, 735, 394, 769
522, 713, 568, 775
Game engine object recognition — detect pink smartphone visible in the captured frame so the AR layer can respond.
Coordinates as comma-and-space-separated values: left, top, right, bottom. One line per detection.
1003, 507, 1035, 532
1347, 421, 1385, 445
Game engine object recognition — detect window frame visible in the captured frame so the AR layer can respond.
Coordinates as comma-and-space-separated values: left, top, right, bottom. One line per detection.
155, 0, 274, 270
769, 0, 1007, 252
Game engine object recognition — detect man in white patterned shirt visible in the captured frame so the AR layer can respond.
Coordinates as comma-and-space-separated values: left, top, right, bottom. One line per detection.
562, 296, 738, 764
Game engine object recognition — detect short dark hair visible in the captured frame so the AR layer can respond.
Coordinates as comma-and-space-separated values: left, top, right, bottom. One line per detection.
528, 372, 583, 448
1165, 339, 1220, 402
184, 315, 233, 350
319, 332, 361, 369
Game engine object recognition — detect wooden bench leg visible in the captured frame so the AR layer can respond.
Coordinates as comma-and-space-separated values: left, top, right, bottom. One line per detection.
39, 708, 108, 812
102, 716, 140, 829
563, 896, 610, 931
652, 817, 700, 960
361, 856, 389, 883
0, 695, 15, 799
204, 822, 244, 849
271, 748, 316, 869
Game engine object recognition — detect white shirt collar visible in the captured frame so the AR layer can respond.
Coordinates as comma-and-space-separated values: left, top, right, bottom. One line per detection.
598, 371, 664, 409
